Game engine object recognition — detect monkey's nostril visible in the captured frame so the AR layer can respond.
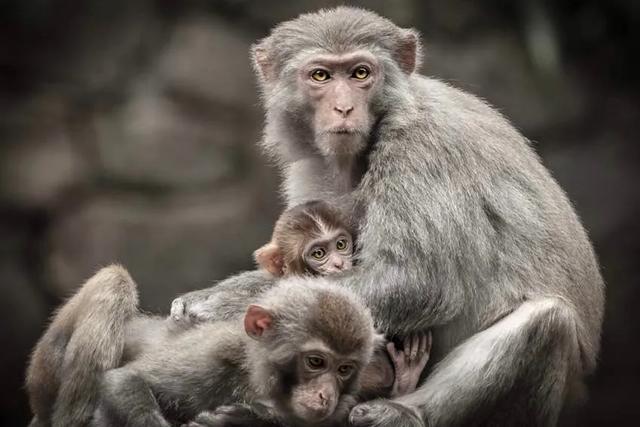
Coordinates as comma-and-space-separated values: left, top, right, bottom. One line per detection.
334, 106, 354, 117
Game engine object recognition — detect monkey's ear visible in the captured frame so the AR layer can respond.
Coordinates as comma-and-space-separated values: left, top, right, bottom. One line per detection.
254, 242, 285, 276
394, 29, 422, 75
251, 41, 276, 84
245, 304, 273, 339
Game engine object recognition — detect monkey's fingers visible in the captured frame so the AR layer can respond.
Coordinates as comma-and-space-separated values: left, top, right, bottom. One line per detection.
403, 336, 412, 363
386, 341, 399, 359
417, 333, 426, 356
416, 331, 432, 369
387, 341, 405, 370
409, 334, 420, 361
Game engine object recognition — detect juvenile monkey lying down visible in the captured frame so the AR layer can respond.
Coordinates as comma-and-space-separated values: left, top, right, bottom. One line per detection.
27, 266, 378, 427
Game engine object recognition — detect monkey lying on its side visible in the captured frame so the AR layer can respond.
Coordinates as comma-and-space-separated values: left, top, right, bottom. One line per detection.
27, 265, 378, 427
254, 200, 432, 400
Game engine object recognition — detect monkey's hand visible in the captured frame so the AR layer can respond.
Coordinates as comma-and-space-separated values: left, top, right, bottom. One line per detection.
170, 271, 275, 324
388, 331, 432, 397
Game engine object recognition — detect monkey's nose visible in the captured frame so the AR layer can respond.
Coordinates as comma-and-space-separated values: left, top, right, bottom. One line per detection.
318, 391, 328, 406
333, 259, 344, 269
334, 105, 353, 117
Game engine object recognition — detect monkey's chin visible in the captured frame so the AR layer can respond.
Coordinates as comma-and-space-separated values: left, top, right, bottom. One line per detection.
316, 132, 367, 157
291, 402, 335, 424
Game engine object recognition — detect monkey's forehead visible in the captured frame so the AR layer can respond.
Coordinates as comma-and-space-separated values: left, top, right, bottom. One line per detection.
262, 7, 402, 65
298, 338, 365, 359
303, 292, 375, 353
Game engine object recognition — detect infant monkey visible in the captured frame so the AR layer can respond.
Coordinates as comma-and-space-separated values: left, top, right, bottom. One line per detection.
254, 200, 354, 277
255, 200, 432, 400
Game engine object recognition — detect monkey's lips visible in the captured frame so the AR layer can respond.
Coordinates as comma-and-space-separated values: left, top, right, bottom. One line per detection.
327, 127, 360, 135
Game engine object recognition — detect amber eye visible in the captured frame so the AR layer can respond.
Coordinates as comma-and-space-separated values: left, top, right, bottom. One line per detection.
310, 247, 326, 260
306, 355, 326, 370
311, 69, 330, 82
352, 66, 370, 80
336, 238, 348, 251
337, 364, 354, 377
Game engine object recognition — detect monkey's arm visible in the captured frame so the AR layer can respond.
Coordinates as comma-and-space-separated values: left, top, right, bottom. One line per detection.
171, 270, 275, 323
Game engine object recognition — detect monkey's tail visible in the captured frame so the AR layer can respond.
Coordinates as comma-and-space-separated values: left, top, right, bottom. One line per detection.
26, 265, 139, 427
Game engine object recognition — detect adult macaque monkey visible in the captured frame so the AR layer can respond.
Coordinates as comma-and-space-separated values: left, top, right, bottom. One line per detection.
171, 7, 604, 427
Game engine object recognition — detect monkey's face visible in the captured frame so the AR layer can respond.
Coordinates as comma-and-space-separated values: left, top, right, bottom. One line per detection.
303, 230, 353, 275
297, 51, 381, 157
288, 347, 360, 423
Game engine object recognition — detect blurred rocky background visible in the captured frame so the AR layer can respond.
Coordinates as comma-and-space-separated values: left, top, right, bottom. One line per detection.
0, 0, 638, 425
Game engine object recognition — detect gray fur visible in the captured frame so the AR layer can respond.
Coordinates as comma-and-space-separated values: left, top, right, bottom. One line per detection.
27, 266, 377, 427
26, 265, 138, 427
172, 7, 604, 427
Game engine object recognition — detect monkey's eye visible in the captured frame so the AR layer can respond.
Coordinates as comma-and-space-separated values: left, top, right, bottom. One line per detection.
337, 364, 355, 377
352, 66, 370, 80
310, 69, 330, 82
336, 238, 348, 251
310, 247, 326, 260
306, 355, 326, 370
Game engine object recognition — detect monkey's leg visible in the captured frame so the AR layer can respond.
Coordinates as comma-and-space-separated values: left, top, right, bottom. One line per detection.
26, 265, 139, 427
99, 367, 171, 427
350, 298, 581, 427
171, 270, 275, 323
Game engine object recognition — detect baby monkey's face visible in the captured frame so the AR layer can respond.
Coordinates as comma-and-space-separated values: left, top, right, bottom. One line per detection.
303, 229, 353, 275
254, 200, 356, 277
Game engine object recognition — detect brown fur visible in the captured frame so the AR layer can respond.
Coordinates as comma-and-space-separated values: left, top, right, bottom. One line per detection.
255, 200, 354, 276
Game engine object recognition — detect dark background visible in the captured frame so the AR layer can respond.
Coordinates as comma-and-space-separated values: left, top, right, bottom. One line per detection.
1, 0, 638, 425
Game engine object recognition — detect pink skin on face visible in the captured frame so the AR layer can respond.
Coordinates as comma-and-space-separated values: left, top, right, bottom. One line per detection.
298, 51, 380, 156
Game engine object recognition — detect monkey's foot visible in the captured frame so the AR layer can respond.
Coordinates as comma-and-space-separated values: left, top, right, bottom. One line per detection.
349, 400, 424, 427
170, 291, 217, 323
185, 404, 278, 427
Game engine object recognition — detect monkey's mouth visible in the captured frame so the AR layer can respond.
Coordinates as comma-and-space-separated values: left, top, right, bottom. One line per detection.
331, 128, 355, 134
325, 127, 364, 136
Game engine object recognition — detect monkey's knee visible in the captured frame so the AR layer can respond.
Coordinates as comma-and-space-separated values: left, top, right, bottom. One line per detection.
85, 265, 139, 306
521, 299, 581, 362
